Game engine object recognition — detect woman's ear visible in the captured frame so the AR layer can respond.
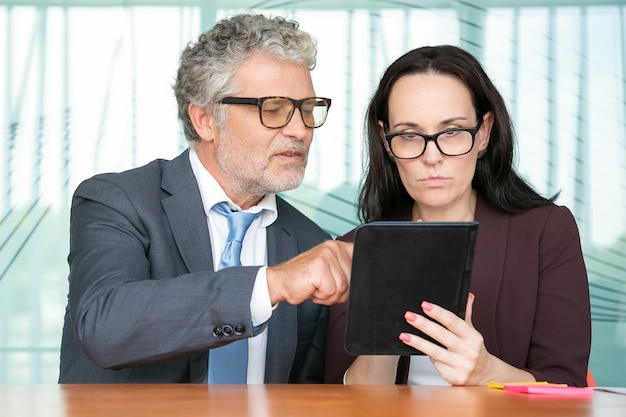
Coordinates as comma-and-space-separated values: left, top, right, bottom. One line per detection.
378, 120, 393, 157
476, 111, 493, 156
188, 103, 217, 142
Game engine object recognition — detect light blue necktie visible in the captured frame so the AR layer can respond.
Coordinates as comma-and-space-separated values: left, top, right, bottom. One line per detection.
208, 202, 261, 384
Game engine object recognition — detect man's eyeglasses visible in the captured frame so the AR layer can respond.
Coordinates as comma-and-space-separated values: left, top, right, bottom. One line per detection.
384, 119, 483, 159
220, 96, 332, 129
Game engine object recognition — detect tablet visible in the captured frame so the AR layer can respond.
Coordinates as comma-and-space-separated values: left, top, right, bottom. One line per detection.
345, 221, 478, 355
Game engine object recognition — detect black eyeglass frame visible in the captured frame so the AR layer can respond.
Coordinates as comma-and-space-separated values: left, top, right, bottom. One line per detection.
220, 96, 332, 129
384, 118, 484, 159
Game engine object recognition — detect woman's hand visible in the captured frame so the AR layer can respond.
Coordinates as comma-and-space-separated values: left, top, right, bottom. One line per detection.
399, 293, 534, 385
344, 355, 400, 384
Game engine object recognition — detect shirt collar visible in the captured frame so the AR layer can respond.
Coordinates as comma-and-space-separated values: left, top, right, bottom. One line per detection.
188, 147, 278, 227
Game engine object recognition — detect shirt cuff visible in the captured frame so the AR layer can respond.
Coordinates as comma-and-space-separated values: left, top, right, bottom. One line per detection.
250, 266, 274, 327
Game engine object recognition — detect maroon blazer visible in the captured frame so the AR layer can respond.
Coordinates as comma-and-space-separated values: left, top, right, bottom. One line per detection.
325, 195, 591, 387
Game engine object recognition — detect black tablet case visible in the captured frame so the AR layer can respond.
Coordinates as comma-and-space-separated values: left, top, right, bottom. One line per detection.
345, 221, 478, 355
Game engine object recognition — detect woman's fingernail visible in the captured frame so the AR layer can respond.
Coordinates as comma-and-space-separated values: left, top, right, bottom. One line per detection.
421, 301, 433, 312
399, 333, 411, 342
404, 311, 418, 322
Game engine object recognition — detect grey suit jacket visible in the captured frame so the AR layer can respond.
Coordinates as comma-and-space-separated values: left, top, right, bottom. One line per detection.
59, 150, 330, 383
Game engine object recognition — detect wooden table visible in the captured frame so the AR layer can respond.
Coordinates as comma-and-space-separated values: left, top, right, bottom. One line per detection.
2, 384, 625, 417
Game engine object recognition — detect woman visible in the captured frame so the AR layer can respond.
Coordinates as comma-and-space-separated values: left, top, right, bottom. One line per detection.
325, 45, 591, 387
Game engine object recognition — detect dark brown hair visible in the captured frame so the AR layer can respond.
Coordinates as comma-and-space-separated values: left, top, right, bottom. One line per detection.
359, 45, 556, 223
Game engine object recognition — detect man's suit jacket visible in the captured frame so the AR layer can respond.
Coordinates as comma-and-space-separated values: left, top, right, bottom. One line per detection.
325, 195, 591, 387
59, 150, 330, 383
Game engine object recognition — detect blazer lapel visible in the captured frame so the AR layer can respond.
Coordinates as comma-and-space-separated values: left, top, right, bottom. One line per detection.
160, 150, 214, 383
161, 163, 300, 383
263, 204, 299, 383
160, 150, 214, 273
472, 195, 508, 356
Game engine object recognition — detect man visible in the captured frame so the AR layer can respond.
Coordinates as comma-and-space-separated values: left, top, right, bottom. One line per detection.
59, 13, 352, 383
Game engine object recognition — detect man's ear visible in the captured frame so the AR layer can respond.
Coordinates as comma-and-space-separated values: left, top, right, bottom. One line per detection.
188, 103, 216, 142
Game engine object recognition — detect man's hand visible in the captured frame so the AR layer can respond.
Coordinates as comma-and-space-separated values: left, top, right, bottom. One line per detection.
266, 240, 353, 305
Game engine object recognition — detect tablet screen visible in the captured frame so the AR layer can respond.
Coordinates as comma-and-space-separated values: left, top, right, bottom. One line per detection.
345, 221, 478, 355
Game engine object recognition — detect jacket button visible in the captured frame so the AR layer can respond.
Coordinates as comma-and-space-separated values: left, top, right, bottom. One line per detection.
222, 325, 233, 336
234, 324, 245, 335
212, 327, 224, 337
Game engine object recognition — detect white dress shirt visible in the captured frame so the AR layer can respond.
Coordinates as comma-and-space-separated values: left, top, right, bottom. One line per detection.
408, 355, 448, 385
189, 147, 278, 383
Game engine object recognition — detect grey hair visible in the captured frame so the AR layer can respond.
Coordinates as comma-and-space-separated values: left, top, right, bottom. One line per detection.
173, 13, 318, 144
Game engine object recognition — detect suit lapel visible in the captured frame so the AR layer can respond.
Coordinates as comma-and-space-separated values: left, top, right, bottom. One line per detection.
160, 162, 300, 383
472, 195, 509, 356
263, 201, 299, 383
160, 150, 214, 383
160, 150, 214, 273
